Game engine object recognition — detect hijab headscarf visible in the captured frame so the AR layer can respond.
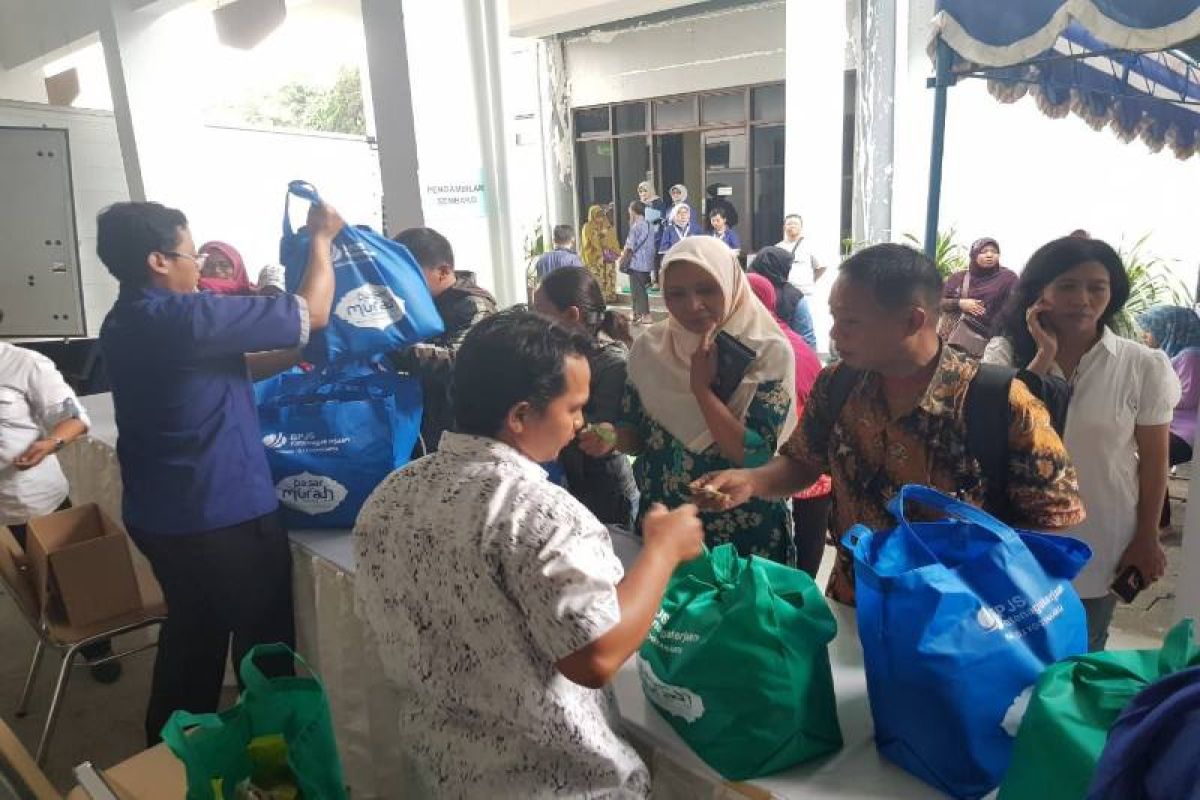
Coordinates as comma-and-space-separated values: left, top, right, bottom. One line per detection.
637, 181, 660, 200
1137, 306, 1200, 359
950, 236, 1016, 336
968, 237, 1002, 274
667, 203, 698, 236
581, 204, 620, 266
197, 241, 252, 295
628, 236, 797, 454
669, 184, 689, 204
747, 273, 822, 403
749, 246, 802, 324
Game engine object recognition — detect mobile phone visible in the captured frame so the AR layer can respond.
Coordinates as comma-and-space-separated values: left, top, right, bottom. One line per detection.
1110, 565, 1145, 604
711, 331, 757, 403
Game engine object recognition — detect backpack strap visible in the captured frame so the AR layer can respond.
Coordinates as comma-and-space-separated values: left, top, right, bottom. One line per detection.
965, 363, 1015, 518
825, 364, 862, 427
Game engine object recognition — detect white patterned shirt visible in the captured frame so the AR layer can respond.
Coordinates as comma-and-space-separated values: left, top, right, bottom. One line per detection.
354, 432, 649, 798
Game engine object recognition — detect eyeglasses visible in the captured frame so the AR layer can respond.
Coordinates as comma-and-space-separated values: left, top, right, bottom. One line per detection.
163, 251, 209, 267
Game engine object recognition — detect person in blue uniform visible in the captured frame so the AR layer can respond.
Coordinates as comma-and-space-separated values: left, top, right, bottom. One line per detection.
96, 199, 343, 745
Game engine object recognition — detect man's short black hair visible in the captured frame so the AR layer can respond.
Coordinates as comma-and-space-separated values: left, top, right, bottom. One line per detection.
839, 243, 943, 313
552, 224, 575, 246
96, 202, 188, 286
453, 310, 591, 439
394, 227, 454, 270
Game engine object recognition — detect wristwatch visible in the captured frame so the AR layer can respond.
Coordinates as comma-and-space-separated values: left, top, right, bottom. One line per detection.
50, 437, 65, 452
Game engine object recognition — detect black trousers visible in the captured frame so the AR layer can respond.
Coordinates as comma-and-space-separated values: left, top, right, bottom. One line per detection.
792, 494, 833, 579
131, 512, 295, 746
1169, 432, 1193, 467
1161, 433, 1193, 528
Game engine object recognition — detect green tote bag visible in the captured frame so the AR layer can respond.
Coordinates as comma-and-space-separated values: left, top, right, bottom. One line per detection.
637, 543, 843, 781
162, 644, 348, 800
999, 619, 1199, 800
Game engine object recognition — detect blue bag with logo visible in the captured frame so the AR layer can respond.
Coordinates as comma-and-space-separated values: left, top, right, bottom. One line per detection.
256, 361, 422, 529
843, 484, 1091, 800
279, 180, 444, 364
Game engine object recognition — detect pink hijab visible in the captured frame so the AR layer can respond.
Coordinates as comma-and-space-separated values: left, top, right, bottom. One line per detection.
747, 273, 822, 403
197, 241, 253, 295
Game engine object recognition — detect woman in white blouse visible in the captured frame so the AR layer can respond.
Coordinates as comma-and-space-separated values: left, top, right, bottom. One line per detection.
983, 236, 1180, 651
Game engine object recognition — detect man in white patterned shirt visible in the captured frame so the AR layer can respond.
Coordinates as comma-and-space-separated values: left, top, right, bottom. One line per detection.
355, 310, 703, 798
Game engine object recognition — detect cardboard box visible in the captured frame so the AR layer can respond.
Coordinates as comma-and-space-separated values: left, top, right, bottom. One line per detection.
26, 504, 142, 628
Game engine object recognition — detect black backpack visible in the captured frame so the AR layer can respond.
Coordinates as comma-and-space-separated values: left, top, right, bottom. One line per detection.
825, 363, 1070, 521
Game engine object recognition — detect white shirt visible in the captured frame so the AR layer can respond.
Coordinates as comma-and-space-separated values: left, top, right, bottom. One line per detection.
983, 330, 1180, 597
776, 238, 820, 294
354, 432, 649, 798
0, 343, 89, 526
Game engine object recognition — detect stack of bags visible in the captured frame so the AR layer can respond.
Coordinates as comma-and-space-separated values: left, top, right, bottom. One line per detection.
256, 180, 444, 529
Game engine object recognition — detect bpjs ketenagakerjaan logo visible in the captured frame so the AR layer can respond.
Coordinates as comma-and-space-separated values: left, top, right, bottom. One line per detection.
334, 283, 407, 330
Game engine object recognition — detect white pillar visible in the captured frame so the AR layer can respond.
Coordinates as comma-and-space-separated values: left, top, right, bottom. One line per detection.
360, 0, 424, 235
98, 0, 205, 208
785, 0, 847, 354
463, 0, 522, 307
853, 0, 897, 244
890, 0, 937, 245
362, 0, 520, 303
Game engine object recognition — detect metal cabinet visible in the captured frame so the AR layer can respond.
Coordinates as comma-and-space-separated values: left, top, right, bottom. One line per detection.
0, 127, 86, 337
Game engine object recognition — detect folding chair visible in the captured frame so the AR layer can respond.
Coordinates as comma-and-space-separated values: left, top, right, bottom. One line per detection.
0, 526, 166, 765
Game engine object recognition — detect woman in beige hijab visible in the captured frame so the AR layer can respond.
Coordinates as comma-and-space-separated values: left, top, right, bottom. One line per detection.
580, 236, 798, 564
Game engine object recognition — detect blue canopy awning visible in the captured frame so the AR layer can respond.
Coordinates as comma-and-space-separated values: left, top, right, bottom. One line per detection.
933, 1, 1200, 160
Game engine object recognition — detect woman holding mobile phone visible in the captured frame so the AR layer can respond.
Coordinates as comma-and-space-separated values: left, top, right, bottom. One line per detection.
983, 236, 1179, 651
578, 236, 798, 565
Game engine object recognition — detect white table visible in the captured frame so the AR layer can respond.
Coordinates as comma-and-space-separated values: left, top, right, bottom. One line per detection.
60, 394, 945, 799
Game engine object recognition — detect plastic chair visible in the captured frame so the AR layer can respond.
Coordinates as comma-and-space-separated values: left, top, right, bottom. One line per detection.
0, 526, 166, 766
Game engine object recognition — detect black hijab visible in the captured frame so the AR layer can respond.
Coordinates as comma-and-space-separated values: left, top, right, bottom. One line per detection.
751, 247, 803, 324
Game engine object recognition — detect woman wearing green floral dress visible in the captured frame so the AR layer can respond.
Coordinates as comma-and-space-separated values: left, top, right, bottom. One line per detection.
580, 236, 797, 564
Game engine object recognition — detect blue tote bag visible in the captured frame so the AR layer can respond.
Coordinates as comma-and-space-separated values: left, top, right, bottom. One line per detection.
279, 180, 444, 364
843, 484, 1091, 800
257, 362, 422, 529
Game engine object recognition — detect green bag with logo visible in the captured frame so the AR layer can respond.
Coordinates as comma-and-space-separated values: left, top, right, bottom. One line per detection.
998, 619, 1200, 800
162, 644, 347, 800
638, 543, 843, 780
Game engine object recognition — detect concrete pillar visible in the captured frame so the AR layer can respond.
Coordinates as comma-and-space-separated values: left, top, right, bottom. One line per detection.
463, 0, 521, 307
98, 0, 204, 207
784, 0, 847, 354
360, 0, 423, 235
853, 0, 897, 245
361, 0, 522, 304
890, 0, 936, 245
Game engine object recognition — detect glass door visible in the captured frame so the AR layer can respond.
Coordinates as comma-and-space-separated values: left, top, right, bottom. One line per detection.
702, 129, 749, 242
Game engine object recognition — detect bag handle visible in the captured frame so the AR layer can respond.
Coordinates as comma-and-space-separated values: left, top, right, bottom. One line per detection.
887, 484, 1017, 552
239, 643, 321, 694
1159, 618, 1198, 673
282, 180, 322, 239
160, 709, 228, 762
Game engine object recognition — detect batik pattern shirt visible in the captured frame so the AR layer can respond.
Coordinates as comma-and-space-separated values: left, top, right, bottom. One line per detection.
354, 432, 649, 798
781, 345, 1085, 604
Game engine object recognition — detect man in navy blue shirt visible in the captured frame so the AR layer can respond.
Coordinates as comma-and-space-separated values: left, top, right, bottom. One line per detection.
534, 224, 585, 280
97, 199, 342, 745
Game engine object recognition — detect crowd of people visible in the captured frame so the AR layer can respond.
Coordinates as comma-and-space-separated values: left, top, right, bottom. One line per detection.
0, 186, 1194, 796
